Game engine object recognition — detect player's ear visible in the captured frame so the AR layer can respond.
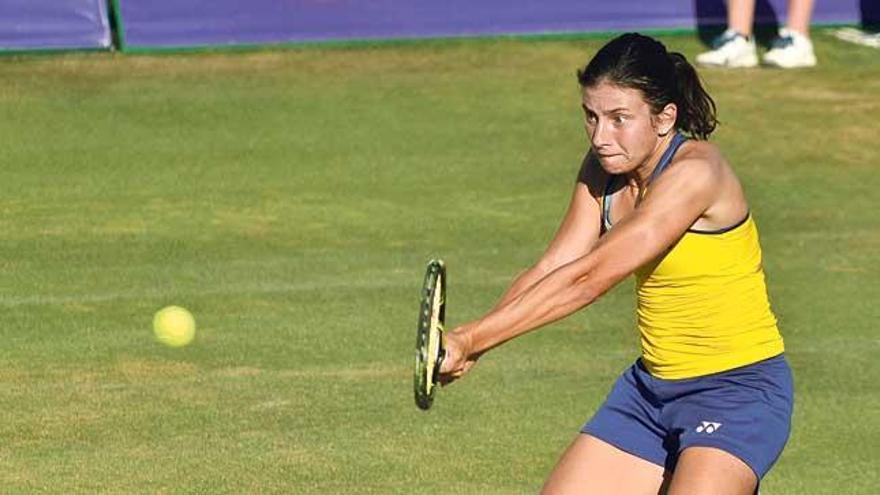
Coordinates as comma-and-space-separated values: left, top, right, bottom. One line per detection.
655, 103, 677, 136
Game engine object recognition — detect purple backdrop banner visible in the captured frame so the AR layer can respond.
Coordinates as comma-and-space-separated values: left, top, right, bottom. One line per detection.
118, 0, 865, 49
0, 0, 110, 51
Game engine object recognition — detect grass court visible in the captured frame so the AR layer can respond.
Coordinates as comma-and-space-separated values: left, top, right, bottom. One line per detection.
0, 31, 878, 493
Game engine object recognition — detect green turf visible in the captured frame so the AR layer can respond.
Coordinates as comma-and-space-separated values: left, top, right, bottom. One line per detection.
0, 31, 878, 493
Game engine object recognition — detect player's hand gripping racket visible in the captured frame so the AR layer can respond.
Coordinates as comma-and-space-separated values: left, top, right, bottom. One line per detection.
414, 259, 446, 410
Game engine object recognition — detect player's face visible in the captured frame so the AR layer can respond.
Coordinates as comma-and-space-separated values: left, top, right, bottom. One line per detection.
581, 82, 666, 175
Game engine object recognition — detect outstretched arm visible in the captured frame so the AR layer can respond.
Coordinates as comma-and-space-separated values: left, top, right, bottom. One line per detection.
435, 159, 601, 383
440, 157, 720, 382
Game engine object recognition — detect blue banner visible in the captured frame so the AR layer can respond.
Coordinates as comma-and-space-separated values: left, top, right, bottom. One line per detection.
0, 0, 111, 51
117, 0, 864, 50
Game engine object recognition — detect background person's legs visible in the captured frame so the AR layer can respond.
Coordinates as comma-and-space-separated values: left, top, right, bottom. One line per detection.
728, 0, 757, 36
763, 0, 817, 66
786, 0, 816, 36
696, 0, 759, 67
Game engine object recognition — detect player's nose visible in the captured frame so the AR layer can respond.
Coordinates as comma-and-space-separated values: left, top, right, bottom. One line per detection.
590, 121, 613, 149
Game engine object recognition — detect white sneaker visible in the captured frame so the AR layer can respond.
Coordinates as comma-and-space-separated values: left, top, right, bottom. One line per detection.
696, 30, 758, 68
763, 28, 817, 68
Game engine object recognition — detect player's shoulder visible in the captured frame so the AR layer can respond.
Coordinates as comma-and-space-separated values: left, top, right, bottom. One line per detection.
666, 139, 728, 183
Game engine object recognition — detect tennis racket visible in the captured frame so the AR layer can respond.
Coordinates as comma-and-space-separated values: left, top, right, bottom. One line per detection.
414, 259, 447, 410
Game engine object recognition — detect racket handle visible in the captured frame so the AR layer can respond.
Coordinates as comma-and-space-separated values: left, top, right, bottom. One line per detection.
431, 348, 447, 386
437, 348, 447, 370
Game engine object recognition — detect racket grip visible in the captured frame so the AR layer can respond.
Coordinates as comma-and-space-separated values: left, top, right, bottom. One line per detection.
437, 348, 447, 370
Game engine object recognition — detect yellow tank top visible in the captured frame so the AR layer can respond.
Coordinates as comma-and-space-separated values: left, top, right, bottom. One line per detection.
600, 134, 784, 379
634, 215, 784, 379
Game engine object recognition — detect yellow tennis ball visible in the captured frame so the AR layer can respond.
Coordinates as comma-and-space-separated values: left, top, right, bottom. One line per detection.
153, 306, 196, 347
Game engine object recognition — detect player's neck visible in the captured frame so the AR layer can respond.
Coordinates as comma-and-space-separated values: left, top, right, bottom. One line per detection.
627, 133, 674, 189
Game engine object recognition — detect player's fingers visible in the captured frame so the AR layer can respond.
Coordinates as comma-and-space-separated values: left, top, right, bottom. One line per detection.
439, 336, 465, 374
439, 349, 457, 374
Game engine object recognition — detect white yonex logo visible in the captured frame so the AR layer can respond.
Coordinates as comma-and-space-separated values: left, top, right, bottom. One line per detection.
695, 421, 722, 434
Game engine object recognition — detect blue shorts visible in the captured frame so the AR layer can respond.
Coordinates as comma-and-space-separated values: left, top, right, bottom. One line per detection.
581, 354, 794, 479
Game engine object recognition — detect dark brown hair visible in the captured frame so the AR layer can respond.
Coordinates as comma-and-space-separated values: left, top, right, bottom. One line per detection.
577, 33, 718, 140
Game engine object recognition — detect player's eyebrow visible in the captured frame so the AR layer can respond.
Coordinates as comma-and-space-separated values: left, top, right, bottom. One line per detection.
601, 106, 630, 114
582, 103, 630, 114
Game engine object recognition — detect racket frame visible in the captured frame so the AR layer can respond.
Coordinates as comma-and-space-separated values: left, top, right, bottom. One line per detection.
414, 259, 446, 410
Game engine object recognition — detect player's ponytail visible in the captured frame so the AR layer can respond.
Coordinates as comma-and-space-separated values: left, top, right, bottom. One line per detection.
667, 51, 717, 140
577, 33, 718, 140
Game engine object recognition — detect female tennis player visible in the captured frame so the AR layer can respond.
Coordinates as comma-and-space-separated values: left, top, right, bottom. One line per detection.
439, 33, 793, 494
